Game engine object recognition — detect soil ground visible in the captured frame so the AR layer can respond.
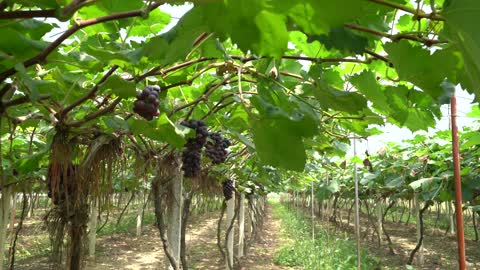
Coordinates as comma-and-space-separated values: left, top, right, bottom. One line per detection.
10, 202, 479, 269
313, 205, 480, 270
13, 205, 289, 270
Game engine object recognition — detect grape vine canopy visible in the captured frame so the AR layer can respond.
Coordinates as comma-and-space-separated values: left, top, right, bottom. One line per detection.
0, 0, 479, 269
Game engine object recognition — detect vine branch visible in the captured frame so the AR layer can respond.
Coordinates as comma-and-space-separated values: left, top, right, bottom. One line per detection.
168, 75, 232, 118
0, 3, 162, 84
0, 0, 95, 20
67, 97, 121, 127
58, 65, 119, 121
367, 0, 445, 21
0, 9, 56, 19
345, 23, 447, 46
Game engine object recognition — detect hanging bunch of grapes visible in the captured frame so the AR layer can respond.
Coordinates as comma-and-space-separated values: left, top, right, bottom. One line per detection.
179, 119, 232, 178
205, 132, 231, 164
180, 120, 209, 178
133, 86, 160, 121
222, 179, 235, 200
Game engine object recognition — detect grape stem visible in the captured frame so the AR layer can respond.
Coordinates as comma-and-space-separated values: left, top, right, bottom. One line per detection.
168, 75, 232, 118
201, 91, 257, 120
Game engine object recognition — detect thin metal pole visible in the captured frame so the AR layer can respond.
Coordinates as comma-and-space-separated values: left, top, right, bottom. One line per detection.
451, 95, 466, 270
353, 138, 362, 270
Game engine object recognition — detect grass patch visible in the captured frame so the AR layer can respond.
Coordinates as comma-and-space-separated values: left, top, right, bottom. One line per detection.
97, 207, 156, 237
272, 201, 380, 270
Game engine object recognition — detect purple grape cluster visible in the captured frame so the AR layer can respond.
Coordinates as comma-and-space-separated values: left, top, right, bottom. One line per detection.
180, 120, 209, 178
222, 179, 235, 200
133, 86, 160, 121
205, 132, 231, 164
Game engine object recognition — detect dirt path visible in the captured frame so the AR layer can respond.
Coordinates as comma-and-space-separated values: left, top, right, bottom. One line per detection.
14, 205, 290, 270
241, 205, 293, 270
87, 211, 226, 269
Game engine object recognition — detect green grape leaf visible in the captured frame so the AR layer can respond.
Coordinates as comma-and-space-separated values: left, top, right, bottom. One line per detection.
128, 114, 189, 148
350, 71, 390, 113
309, 27, 368, 54
252, 118, 306, 171
84, 45, 143, 65
101, 116, 130, 133
98, 75, 136, 98
16, 150, 48, 174
129, 9, 171, 37
310, 83, 367, 114
384, 40, 460, 100
286, 0, 366, 34
253, 11, 288, 58
442, 0, 480, 101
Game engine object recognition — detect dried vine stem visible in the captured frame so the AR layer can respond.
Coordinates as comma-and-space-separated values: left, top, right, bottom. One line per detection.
382, 199, 396, 255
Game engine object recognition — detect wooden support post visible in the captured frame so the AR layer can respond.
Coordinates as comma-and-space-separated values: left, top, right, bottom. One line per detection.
238, 193, 245, 258
451, 95, 466, 269
0, 187, 12, 270
377, 200, 382, 245
449, 201, 455, 234
165, 173, 183, 270
88, 198, 98, 257
353, 138, 362, 270
136, 191, 144, 237
225, 191, 235, 268
311, 182, 315, 241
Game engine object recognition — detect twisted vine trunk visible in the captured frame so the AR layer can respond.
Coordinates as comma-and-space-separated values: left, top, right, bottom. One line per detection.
473, 210, 479, 242
245, 195, 258, 251
116, 192, 135, 226
9, 191, 27, 270
397, 201, 406, 223
407, 201, 431, 265
152, 179, 178, 270
382, 199, 396, 255
364, 201, 380, 245
68, 225, 84, 270
347, 200, 355, 226
329, 193, 339, 223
